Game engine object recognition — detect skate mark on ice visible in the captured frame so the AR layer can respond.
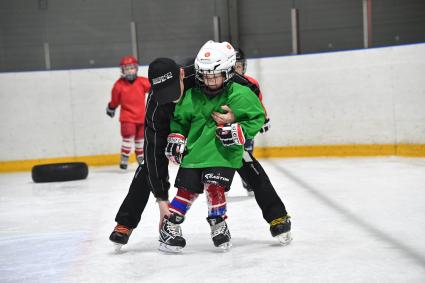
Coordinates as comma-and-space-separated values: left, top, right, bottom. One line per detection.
270, 161, 425, 267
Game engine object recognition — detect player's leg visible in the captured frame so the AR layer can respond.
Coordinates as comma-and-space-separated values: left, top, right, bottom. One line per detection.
110, 165, 150, 248
134, 123, 144, 165
120, 122, 136, 170
159, 168, 203, 253
202, 167, 235, 250
237, 151, 292, 245
242, 139, 255, 195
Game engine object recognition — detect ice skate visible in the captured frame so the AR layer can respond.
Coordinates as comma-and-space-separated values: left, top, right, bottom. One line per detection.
207, 216, 232, 251
158, 213, 186, 253
119, 154, 129, 170
270, 215, 292, 246
109, 224, 133, 251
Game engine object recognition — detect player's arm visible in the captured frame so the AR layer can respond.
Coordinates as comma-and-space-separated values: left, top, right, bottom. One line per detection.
215, 89, 265, 146
142, 77, 152, 94
106, 82, 121, 117
229, 88, 265, 139
144, 97, 172, 201
166, 93, 191, 164
254, 82, 271, 133
211, 105, 235, 125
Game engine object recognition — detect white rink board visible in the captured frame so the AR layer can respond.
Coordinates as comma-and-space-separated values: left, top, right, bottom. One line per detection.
1, 44, 425, 161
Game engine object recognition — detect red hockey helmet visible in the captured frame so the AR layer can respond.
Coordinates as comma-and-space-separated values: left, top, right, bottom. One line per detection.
119, 55, 138, 81
120, 55, 138, 67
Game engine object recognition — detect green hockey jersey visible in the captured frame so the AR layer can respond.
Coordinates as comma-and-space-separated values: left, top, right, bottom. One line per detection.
170, 82, 265, 169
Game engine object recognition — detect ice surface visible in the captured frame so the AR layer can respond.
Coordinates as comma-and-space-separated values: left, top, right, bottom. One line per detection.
1, 157, 424, 283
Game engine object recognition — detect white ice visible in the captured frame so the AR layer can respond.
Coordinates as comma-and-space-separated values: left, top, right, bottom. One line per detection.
1, 157, 425, 283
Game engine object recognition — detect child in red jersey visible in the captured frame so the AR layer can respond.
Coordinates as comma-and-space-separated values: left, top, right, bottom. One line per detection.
106, 55, 151, 169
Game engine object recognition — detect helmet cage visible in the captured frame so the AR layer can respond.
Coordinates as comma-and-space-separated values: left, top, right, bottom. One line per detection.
121, 64, 138, 81
195, 67, 234, 85
195, 67, 234, 98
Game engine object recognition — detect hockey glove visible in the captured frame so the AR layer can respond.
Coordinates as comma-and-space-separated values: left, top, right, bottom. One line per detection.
216, 123, 245, 146
165, 133, 186, 164
106, 104, 116, 118
260, 118, 271, 134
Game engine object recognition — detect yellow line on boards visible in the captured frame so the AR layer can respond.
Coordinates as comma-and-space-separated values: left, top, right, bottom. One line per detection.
252, 144, 425, 158
1, 144, 424, 173
0, 154, 136, 173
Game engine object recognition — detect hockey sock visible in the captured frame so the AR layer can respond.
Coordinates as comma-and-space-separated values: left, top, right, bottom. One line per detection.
205, 183, 227, 218
135, 138, 144, 158
169, 188, 198, 216
121, 137, 134, 158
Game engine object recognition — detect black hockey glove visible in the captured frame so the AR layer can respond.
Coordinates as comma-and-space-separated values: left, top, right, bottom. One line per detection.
165, 133, 186, 164
216, 123, 246, 146
106, 104, 116, 118
260, 118, 271, 134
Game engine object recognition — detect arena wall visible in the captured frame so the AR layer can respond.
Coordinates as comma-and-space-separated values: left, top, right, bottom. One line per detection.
1, 43, 424, 171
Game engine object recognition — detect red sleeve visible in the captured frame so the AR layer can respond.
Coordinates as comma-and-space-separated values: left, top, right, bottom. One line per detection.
109, 80, 122, 109
246, 75, 268, 117
141, 77, 151, 93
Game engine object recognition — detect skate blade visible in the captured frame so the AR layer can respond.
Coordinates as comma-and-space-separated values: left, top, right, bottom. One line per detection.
158, 242, 183, 253
217, 242, 232, 252
275, 231, 292, 246
113, 243, 124, 253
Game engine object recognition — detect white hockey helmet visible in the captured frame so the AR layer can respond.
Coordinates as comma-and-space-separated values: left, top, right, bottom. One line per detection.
194, 40, 236, 97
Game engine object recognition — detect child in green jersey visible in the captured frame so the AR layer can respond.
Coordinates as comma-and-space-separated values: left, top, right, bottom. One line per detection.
159, 40, 265, 252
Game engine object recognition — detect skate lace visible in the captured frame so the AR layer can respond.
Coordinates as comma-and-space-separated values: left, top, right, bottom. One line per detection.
270, 215, 290, 226
211, 221, 227, 237
166, 221, 182, 237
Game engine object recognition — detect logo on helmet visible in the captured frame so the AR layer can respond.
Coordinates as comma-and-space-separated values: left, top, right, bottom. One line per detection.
204, 52, 210, 57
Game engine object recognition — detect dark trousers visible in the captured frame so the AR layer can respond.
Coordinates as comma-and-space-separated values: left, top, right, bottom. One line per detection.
237, 151, 288, 223
115, 153, 288, 228
115, 165, 151, 229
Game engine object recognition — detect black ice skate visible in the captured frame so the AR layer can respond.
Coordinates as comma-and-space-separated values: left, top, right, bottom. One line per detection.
120, 154, 129, 170
109, 224, 133, 251
206, 216, 232, 251
270, 215, 292, 246
158, 213, 186, 253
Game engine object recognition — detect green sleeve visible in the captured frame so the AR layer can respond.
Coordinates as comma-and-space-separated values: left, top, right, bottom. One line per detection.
228, 85, 265, 139
170, 91, 192, 137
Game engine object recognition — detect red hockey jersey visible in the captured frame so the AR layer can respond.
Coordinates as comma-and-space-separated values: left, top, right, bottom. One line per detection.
244, 74, 268, 117
108, 76, 151, 123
